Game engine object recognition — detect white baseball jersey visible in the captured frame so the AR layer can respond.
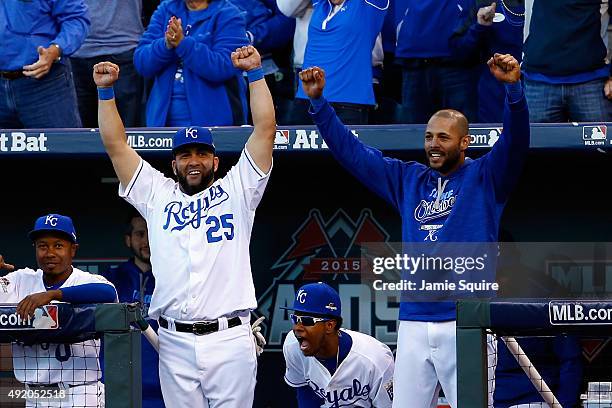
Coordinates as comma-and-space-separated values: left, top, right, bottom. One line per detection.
0, 267, 116, 385
120, 148, 271, 321
283, 329, 395, 408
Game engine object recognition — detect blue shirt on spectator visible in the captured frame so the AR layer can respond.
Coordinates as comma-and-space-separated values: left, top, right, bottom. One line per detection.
104, 259, 164, 408
134, 0, 248, 127
522, 0, 611, 84
297, 0, 388, 105
0, 0, 90, 70
395, 0, 467, 59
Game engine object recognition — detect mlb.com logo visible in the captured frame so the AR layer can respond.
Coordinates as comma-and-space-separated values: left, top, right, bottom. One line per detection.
469, 127, 502, 148
582, 125, 607, 146
274, 130, 289, 150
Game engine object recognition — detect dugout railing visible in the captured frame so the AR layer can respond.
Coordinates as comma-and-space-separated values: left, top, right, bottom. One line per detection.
0, 303, 143, 408
457, 299, 612, 407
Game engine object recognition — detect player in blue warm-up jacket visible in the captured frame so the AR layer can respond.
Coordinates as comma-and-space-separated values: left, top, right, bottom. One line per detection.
299, 53, 529, 407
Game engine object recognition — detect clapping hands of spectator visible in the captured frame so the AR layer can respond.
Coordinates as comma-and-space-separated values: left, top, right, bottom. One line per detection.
231, 46, 262, 71
22, 45, 61, 79
604, 78, 612, 100
477, 2, 496, 26
165, 16, 185, 49
487, 53, 520, 83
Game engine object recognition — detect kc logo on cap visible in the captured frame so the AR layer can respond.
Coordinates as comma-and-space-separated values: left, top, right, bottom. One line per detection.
28, 213, 77, 243
172, 126, 215, 154
185, 127, 198, 139
282, 282, 342, 317
44, 215, 58, 226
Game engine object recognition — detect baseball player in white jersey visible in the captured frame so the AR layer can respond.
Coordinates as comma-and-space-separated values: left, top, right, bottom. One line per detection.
283, 282, 395, 408
94, 45, 275, 407
0, 214, 118, 407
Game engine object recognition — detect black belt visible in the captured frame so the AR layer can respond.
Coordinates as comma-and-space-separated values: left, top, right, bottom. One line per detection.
159, 316, 242, 335
0, 70, 25, 80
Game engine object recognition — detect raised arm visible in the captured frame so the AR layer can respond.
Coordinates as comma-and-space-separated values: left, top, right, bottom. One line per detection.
94, 62, 142, 187
482, 54, 530, 203
232, 46, 275, 173
300, 67, 406, 210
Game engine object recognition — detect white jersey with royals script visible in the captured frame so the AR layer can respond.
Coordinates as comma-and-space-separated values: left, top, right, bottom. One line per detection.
283, 329, 395, 408
120, 148, 271, 321
0, 267, 116, 384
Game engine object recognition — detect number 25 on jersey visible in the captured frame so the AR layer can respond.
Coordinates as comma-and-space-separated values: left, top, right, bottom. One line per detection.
206, 214, 234, 243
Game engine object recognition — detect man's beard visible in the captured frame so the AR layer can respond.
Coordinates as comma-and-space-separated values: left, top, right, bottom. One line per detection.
177, 169, 215, 195
429, 149, 461, 174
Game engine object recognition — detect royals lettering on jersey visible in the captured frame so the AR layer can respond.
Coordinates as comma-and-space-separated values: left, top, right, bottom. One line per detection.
0, 267, 116, 384
120, 148, 271, 321
283, 329, 394, 408
163, 185, 230, 232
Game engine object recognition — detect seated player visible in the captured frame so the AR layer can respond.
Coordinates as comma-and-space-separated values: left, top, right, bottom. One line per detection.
0, 213, 117, 408
282, 282, 395, 407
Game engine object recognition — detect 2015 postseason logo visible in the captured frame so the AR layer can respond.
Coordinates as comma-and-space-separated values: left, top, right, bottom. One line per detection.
0, 305, 59, 330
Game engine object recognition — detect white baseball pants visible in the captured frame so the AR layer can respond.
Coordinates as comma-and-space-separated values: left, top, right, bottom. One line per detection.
158, 321, 257, 408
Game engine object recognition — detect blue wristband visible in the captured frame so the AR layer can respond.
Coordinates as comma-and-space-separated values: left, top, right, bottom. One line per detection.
97, 87, 115, 100
247, 67, 264, 83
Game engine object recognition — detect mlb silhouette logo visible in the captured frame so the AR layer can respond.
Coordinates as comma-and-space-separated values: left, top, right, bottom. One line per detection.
33, 305, 59, 329
582, 125, 607, 140
274, 130, 289, 145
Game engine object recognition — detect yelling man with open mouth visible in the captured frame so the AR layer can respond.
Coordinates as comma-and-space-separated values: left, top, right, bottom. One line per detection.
282, 282, 395, 407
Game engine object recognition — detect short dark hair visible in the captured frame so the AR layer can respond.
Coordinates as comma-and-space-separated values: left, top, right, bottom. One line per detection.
125, 210, 144, 236
431, 109, 469, 136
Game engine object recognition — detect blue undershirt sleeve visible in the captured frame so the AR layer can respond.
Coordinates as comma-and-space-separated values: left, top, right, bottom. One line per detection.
59, 283, 117, 303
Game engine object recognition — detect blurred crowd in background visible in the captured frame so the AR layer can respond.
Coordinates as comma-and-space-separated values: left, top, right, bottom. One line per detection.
1, 0, 612, 129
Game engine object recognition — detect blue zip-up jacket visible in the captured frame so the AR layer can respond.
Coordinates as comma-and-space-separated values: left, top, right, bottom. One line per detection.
309, 88, 529, 320
494, 336, 583, 408
230, 0, 295, 53
134, 0, 248, 127
0, 0, 90, 70
395, 0, 468, 59
103, 260, 164, 408
449, 0, 524, 122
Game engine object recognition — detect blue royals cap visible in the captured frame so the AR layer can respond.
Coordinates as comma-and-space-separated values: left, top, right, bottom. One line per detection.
172, 126, 215, 154
28, 214, 77, 243
282, 282, 341, 317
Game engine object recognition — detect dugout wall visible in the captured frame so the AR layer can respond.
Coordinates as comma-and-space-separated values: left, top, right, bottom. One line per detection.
0, 124, 611, 407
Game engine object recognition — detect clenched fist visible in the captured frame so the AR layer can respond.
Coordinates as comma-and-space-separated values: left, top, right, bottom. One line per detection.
299, 67, 326, 99
93, 62, 120, 88
487, 53, 520, 84
231, 46, 262, 72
